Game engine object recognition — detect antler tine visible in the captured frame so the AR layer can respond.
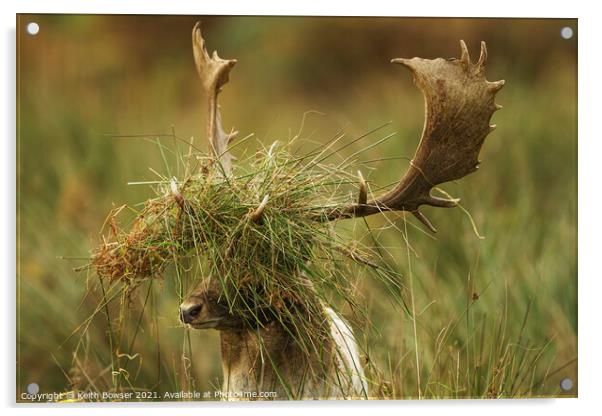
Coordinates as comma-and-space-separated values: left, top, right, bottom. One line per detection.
459, 39, 470, 67
477, 41, 488, 69
412, 210, 437, 234
192, 21, 238, 175
322, 41, 504, 232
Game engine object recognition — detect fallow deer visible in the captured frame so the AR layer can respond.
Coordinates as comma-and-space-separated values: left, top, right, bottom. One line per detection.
180, 22, 504, 400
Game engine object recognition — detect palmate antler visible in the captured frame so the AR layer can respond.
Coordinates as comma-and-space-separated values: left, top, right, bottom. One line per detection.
323, 41, 504, 232
192, 22, 238, 175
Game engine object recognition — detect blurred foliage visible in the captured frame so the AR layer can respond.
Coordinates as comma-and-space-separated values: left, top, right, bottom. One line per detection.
17, 15, 576, 400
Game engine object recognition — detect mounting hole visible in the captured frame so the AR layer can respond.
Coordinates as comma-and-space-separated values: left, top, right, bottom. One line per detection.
560, 378, 573, 391
26, 22, 40, 36
560, 26, 573, 40
26, 382, 39, 395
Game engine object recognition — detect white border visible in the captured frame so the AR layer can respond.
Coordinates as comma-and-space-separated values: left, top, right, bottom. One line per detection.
2, 0, 582, 18
3, 1, 599, 415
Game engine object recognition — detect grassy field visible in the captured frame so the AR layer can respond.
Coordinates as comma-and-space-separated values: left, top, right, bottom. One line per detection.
17, 15, 577, 400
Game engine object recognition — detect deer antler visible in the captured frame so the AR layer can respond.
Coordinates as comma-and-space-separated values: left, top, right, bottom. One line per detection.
324, 41, 504, 232
192, 22, 238, 175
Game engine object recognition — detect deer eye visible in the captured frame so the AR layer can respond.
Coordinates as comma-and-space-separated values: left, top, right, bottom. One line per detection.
188, 304, 202, 317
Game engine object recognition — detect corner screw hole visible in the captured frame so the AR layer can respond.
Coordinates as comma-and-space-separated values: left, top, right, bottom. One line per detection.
560, 378, 573, 391
560, 27, 573, 40
26, 22, 40, 36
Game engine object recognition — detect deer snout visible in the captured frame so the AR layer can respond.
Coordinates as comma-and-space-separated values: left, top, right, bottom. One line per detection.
179, 301, 203, 324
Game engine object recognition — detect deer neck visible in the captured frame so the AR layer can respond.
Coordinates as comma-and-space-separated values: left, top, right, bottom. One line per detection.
218, 320, 333, 400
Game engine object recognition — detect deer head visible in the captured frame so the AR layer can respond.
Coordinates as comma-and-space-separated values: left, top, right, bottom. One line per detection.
179, 277, 283, 330
179, 278, 243, 329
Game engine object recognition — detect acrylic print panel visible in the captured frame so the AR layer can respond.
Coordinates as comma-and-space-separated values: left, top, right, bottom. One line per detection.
16, 14, 577, 402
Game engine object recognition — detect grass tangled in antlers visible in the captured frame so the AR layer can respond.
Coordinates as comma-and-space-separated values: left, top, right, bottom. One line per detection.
88, 138, 402, 325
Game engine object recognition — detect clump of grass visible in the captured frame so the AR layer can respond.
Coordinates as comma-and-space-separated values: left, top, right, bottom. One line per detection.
88, 139, 382, 326
92, 200, 174, 282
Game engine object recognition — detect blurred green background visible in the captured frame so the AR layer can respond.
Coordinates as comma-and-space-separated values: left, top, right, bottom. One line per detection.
17, 15, 577, 400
